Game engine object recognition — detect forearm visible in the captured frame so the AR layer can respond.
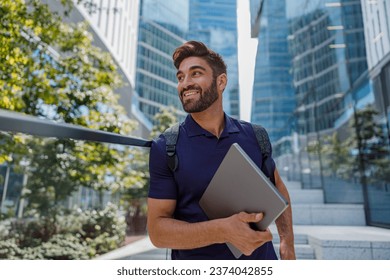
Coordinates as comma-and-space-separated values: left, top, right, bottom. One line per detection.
275, 207, 295, 260
148, 216, 226, 249
147, 198, 274, 255
275, 206, 294, 246
275, 189, 294, 245
274, 170, 296, 259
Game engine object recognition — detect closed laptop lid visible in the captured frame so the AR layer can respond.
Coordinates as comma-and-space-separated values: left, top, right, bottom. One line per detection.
199, 143, 288, 258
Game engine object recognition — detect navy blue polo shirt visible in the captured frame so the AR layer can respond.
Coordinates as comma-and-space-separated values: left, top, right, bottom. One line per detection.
148, 113, 277, 260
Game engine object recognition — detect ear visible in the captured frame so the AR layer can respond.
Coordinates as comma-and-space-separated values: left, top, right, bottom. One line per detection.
217, 73, 227, 93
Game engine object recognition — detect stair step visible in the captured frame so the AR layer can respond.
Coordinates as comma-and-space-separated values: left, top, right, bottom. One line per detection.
284, 180, 302, 190
289, 189, 324, 204
274, 244, 316, 260
292, 204, 365, 226
270, 231, 308, 245
297, 226, 390, 260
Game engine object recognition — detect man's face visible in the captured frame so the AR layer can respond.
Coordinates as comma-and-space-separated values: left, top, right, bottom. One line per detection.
176, 56, 219, 113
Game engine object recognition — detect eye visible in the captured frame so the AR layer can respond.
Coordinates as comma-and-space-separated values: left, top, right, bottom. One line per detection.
192, 71, 202, 77
177, 75, 184, 82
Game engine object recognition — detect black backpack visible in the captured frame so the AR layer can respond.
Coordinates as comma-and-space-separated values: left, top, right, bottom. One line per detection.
163, 122, 276, 185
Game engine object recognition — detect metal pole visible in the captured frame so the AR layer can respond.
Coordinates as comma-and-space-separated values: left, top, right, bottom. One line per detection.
0, 109, 152, 148
0, 165, 11, 214
17, 173, 28, 218
352, 103, 371, 225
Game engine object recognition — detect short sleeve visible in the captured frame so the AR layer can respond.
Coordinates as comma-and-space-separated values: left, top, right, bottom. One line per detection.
148, 135, 178, 199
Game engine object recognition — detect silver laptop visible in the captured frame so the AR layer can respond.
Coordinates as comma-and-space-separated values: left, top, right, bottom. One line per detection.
199, 143, 289, 258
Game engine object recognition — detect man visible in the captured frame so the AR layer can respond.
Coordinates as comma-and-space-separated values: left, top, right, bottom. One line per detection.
147, 41, 296, 260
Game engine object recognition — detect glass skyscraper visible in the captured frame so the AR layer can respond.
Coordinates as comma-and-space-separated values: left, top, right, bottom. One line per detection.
250, 0, 389, 228
289, 0, 368, 134
250, 0, 296, 143
135, 0, 241, 126
286, 0, 370, 191
362, 0, 390, 132
187, 0, 240, 119
360, 0, 390, 228
134, 0, 188, 129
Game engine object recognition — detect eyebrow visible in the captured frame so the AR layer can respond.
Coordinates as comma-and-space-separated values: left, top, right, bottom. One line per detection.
176, 65, 207, 77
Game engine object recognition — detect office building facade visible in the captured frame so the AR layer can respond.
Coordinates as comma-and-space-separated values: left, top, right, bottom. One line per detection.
134, 0, 187, 129
188, 0, 240, 119
250, 0, 390, 227
134, 0, 241, 127
75, 0, 139, 85
250, 0, 296, 143
361, 0, 390, 128
264, 0, 388, 228
360, 0, 390, 227
285, 0, 370, 190
73, 0, 155, 136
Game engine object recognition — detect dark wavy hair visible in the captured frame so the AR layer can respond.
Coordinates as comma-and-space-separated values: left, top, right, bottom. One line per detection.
172, 41, 227, 78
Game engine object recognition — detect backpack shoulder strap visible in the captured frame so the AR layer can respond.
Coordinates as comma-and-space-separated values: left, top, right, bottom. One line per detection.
163, 123, 180, 172
250, 123, 275, 184
250, 123, 271, 158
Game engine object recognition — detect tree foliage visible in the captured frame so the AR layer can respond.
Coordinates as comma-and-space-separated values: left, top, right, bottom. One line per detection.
124, 106, 178, 200
0, 0, 147, 216
0, 203, 126, 259
150, 106, 179, 139
122, 106, 177, 234
315, 132, 350, 178
348, 105, 390, 183
123, 107, 177, 196
309, 105, 390, 184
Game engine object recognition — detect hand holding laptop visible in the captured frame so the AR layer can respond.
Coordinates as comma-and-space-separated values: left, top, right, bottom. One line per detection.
222, 212, 273, 256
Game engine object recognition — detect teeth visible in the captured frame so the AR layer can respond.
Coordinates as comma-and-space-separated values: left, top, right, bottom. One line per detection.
184, 91, 198, 97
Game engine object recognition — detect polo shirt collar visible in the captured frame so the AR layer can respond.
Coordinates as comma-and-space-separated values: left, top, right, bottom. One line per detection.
184, 113, 240, 138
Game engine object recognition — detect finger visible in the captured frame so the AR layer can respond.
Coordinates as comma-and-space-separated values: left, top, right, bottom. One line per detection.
238, 212, 264, 223
254, 228, 273, 243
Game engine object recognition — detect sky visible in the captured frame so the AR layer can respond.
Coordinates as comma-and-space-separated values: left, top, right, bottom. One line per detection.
237, 0, 258, 122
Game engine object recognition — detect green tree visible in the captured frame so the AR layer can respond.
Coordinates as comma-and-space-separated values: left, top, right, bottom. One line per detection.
0, 0, 146, 218
307, 106, 390, 183
150, 106, 179, 138
122, 106, 178, 235
347, 105, 390, 184
311, 132, 351, 178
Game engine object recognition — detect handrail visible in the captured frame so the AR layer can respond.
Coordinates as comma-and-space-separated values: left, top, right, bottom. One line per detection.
0, 109, 152, 148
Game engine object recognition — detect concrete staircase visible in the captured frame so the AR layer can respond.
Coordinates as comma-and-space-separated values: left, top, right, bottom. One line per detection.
267, 178, 364, 259
271, 178, 390, 260
272, 232, 316, 260
283, 179, 365, 226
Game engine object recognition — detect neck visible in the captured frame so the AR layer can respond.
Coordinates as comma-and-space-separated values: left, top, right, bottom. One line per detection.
191, 108, 225, 138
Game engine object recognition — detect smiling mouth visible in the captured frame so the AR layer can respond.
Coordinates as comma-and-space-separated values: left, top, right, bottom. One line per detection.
183, 90, 199, 98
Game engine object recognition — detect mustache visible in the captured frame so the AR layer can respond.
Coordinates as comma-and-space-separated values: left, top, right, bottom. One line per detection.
180, 85, 202, 96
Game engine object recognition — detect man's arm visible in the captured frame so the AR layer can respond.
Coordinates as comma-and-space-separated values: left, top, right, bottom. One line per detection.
274, 168, 296, 260
147, 198, 273, 256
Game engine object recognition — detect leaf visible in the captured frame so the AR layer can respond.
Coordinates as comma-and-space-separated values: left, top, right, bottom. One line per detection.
1, 0, 148, 216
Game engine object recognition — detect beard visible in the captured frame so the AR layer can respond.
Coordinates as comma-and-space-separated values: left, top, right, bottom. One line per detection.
180, 80, 219, 113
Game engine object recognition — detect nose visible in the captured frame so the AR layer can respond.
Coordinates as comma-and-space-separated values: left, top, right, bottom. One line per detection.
178, 75, 194, 91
